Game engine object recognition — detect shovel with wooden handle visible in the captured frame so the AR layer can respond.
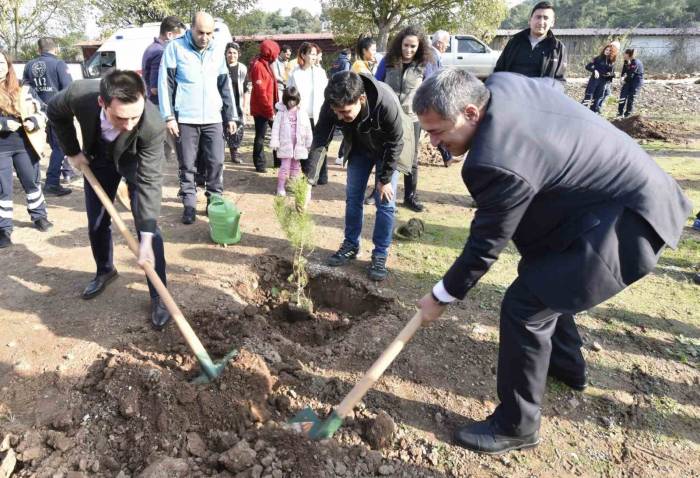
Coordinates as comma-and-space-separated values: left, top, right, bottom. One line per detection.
81, 164, 237, 383
289, 310, 423, 439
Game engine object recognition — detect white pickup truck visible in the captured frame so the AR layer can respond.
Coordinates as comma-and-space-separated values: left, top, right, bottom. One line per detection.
438, 34, 501, 78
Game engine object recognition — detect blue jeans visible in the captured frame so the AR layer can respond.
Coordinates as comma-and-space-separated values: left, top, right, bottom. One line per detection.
345, 149, 399, 258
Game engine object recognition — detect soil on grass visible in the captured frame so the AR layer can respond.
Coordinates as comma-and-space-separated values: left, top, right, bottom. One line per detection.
0, 257, 440, 477
611, 115, 689, 142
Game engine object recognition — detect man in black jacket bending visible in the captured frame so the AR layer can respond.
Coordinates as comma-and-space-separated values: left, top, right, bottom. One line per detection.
48, 70, 171, 330
305, 71, 413, 281
494, 1, 566, 89
414, 69, 691, 455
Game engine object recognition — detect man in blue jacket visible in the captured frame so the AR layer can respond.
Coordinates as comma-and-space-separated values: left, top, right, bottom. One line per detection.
23, 37, 76, 196
141, 16, 185, 163
414, 69, 691, 454
158, 12, 237, 225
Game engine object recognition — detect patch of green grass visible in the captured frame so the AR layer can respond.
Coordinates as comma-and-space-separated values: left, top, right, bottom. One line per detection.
649, 395, 682, 419
643, 142, 698, 154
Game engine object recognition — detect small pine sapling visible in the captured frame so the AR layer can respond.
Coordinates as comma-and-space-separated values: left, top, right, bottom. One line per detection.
273, 177, 315, 312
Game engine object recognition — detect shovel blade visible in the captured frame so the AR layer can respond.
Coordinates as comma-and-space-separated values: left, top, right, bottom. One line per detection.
288, 408, 344, 440
190, 348, 239, 384
288, 406, 321, 435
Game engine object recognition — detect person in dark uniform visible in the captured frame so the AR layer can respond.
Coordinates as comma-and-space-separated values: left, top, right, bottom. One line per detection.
413, 69, 691, 455
494, 1, 566, 90
47, 70, 171, 330
618, 48, 644, 117
582, 41, 618, 114
0, 50, 52, 248
23, 37, 76, 195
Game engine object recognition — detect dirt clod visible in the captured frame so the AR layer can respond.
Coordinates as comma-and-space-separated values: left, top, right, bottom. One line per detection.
218, 440, 257, 473
46, 431, 75, 452
185, 432, 207, 458
363, 411, 396, 450
137, 457, 190, 478
0, 449, 17, 478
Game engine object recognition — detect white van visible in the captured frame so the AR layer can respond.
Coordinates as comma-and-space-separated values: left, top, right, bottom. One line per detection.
83, 20, 232, 78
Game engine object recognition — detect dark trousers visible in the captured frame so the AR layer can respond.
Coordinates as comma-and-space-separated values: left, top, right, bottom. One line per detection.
252, 116, 279, 170
493, 208, 663, 436
225, 121, 245, 156
0, 149, 47, 232
494, 278, 584, 435
618, 83, 639, 117
45, 126, 75, 187
404, 121, 421, 201
84, 157, 166, 298
176, 123, 224, 208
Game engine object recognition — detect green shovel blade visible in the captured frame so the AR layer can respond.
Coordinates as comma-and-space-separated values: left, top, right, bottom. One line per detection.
289, 407, 344, 440
191, 348, 239, 384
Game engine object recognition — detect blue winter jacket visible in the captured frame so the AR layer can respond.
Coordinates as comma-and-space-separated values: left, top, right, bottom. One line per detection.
158, 30, 236, 124
621, 58, 644, 89
22, 52, 73, 103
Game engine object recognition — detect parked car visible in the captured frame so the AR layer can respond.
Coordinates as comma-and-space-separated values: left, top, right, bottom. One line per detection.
438, 34, 501, 78
82, 20, 232, 79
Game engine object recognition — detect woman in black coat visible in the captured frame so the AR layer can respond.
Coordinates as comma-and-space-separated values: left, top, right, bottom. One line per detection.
582, 41, 618, 114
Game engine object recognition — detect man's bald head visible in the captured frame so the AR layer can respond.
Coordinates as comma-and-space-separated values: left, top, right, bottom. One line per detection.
191, 12, 215, 50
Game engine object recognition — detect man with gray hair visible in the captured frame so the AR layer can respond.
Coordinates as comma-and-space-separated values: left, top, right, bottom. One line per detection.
431, 30, 450, 69
413, 69, 690, 454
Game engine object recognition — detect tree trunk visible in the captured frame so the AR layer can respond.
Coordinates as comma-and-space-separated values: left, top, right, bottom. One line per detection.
12, 4, 20, 58
377, 23, 391, 52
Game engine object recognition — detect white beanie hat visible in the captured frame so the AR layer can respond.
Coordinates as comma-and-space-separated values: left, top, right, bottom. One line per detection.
611, 41, 621, 51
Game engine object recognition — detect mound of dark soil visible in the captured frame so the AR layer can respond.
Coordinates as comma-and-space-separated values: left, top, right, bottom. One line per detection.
611, 115, 686, 142
3, 257, 444, 477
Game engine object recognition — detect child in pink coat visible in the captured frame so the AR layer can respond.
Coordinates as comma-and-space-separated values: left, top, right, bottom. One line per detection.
270, 87, 314, 195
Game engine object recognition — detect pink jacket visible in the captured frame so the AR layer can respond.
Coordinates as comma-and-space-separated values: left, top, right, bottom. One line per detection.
270, 102, 313, 160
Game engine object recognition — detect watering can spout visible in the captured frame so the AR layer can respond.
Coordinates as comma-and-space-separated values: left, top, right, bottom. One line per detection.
208, 194, 242, 245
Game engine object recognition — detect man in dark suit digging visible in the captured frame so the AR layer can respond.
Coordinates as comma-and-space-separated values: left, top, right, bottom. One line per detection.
414, 69, 692, 454
48, 69, 171, 330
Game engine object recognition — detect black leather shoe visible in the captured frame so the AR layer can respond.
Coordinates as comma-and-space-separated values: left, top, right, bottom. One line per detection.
150, 297, 171, 330
43, 184, 72, 196
548, 366, 588, 391
34, 217, 53, 232
403, 197, 425, 212
82, 269, 118, 300
453, 416, 539, 455
0, 230, 11, 248
182, 206, 196, 225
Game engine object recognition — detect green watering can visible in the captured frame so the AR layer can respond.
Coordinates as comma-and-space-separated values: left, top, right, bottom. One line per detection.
208, 194, 242, 245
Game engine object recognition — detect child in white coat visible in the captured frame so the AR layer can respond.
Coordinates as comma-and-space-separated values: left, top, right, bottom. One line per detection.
270, 87, 314, 196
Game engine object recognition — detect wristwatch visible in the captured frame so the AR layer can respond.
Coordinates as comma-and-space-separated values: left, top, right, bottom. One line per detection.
431, 291, 449, 306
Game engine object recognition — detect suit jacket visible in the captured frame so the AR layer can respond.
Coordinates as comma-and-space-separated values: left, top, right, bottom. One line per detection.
47, 80, 165, 233
443, 72, 692, 314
